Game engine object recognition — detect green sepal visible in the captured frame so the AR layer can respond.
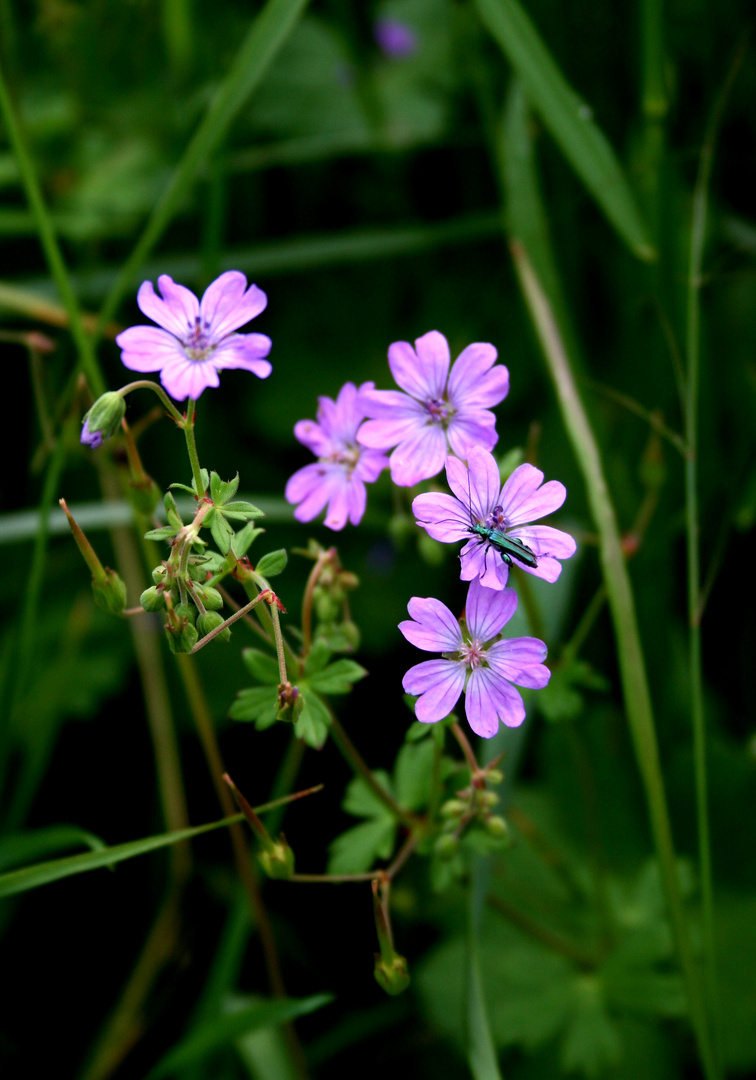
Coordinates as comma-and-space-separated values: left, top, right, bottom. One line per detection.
374, 954, 410, 996
91, 568, 127, 616
255, 549, 287, 578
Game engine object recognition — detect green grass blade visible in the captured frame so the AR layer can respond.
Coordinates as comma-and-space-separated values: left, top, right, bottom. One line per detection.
0, 813, 244, 898
144, 995, 332, 1080
0, 825, 107, 873
475, 0, 655, 261
97, 0, 310, 332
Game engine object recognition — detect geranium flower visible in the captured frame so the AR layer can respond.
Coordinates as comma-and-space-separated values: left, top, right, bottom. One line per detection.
116, 271, 272, 401
412, 446, 576, 590
400, 579, 550, 737
357, 330, 508, 486
285, 382, 389, 530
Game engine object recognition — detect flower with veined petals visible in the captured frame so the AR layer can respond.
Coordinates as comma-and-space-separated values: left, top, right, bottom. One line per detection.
285, 382, 389, 531
413, 446, 576, 590
400, 579, 550, 737
357, 330, 508, 487
116, 271, 272, 402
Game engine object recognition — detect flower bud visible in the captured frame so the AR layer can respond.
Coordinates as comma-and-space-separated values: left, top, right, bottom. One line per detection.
166, 620, 198, 654
258, 838, 295, 880
92, 568, 127, 616
480, 791, 500, 809
374, 953, 410, 996
485, 815, 510, 840
140, 585, 165, 612
80, 392, 126, 449
440, 798, 466, 819
434, 833, 459, 860
174, 602, 196, 625
194, 584, 223, 611
485, 768, 504, 785
197, 611, 231, 643
152, 564, 168, 585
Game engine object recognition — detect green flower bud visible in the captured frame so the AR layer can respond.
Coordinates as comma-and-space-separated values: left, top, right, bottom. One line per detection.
197, 611, 231, 643
485, 768, 504, 785
258, 838, 295, 880
440, 799, 467, 819
195, 585, 223, 611
91, 568, 127, 616
174, 602, 196, 625
315, 592, 339, 623
152, 565, 168, 586
374, 953, 410, 996
166, 620, 198, 654
480, 791, 500, 809
140, 585, 165, 612
485, 815, 510, 840
80, 392, 126, 449
434, 833, 459, 860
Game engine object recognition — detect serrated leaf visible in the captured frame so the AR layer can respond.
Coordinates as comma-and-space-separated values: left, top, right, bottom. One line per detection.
230, 522, 265, 557
255, 549, 287, 577
241, 648, 281, 685
309, 659, 367, 695
303, 640, 332, 676
342, 771, 394, 820
210, 471, 240, 505
144, 525, 179, 542
394, 739, 435, 811
326, 818, 396, 874
294, 693, 330, 748
210, 511, 234, 554
229, 686, 278, 726
222, 499, 264, 520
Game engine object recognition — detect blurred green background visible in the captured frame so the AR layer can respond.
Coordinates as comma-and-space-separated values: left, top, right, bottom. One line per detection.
1, 0, 755, 1077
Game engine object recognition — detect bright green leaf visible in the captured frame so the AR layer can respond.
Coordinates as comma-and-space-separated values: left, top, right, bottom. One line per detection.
327, 818, 396, 875
309, 658, 367, 695
241, 648, 281, 685
255, 549, 288, 577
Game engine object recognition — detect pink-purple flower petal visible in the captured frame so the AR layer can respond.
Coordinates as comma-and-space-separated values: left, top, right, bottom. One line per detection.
200, 272, 267, 338
402, 658, 465, 724
500, 465, 566, 526
467, 668, 526, 733
388, 422, 448, 487
465, 579, 517, 641
399, 596, 463, 653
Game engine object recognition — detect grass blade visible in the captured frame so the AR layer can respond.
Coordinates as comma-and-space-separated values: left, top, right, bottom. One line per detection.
476, 0, 654, 261
466, 858, 504, 1080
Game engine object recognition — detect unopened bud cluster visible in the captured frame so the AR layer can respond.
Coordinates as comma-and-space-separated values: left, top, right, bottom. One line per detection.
141, 557, 228, 654
434, 768, 509, 859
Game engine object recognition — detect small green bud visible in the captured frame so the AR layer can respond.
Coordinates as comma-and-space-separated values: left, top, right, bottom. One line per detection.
197, 611, 231, 643
374, 953, 410, 996
188, 561, 207, 581
339, 620, 361, 650
174, 602, 196, 625
485, 815, 510, 840
152, 565, 168, 585
258, 838, 295, 880
434, 833, 459, 860
195, 584, 223, 611
140, 585, 165, 612
315, 592, 339, 623
166, 620, 198, 654
440, 799, 467, 819
480, 791, 500, 809
80, 392, 126, 449
485, 768, 504, 785
91, 568, 127, 616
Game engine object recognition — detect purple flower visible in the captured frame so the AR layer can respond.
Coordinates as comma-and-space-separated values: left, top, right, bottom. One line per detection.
285, 382, 389, 531
80, 418, 103, 449
412, 446, 577, 590
400, 579, 550, 737
357, 331, 509, 487
374, 18, 418, 58
116, 271, 272, 402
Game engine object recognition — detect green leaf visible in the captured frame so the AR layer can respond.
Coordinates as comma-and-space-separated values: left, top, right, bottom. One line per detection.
222, 499, 264, 520
169, 481, 201, 496
476, 0, 654, 261
143, 525, 179, 542
241, 648, 281, 685
326, 818, 396, 875
342, 771, 394, 820
210, 510, 234, 554
165, 490, 184, 528
210, 471, 240, 505
394, 739, 434, 811
560, 976, 621, 1077
255, 549, 288, 577
405, 720, 432, 742
0, 812, 246, 898
294, 692, 331, 748
230, 686, 278, 727
303, 639, 332, 676
309, 658, 367, 695
230, 522, 265, 557
144, 995, 333, 1080
0, 825, 107, 873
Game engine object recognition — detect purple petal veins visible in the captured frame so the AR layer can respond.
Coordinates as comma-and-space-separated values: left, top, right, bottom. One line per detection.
413, 446, 577, 590
399, 579, 550, 738
357, 331, 509, 486
116, 271, 272, 402
285, 382, 389, 531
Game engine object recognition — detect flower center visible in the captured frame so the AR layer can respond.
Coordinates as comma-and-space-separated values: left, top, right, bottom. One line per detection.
183, 316, 214, 361
485, 504, 508, 531
328, 444, 361, 475
423, 397, 451, 424
459, 638, 486, 669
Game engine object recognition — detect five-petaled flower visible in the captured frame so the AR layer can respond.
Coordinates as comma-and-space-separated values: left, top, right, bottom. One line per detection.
116, 271, 272, 401
357, 331, 509, 487
412, 446, 576, 590
400, 579, 550, 737
285, 382, 389, 531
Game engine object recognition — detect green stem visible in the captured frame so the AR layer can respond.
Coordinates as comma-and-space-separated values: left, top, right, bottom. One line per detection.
509, 240, 717, 1080
182, 399, 206, 496
0, 60, 103, 395
119, 380, 185, 424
